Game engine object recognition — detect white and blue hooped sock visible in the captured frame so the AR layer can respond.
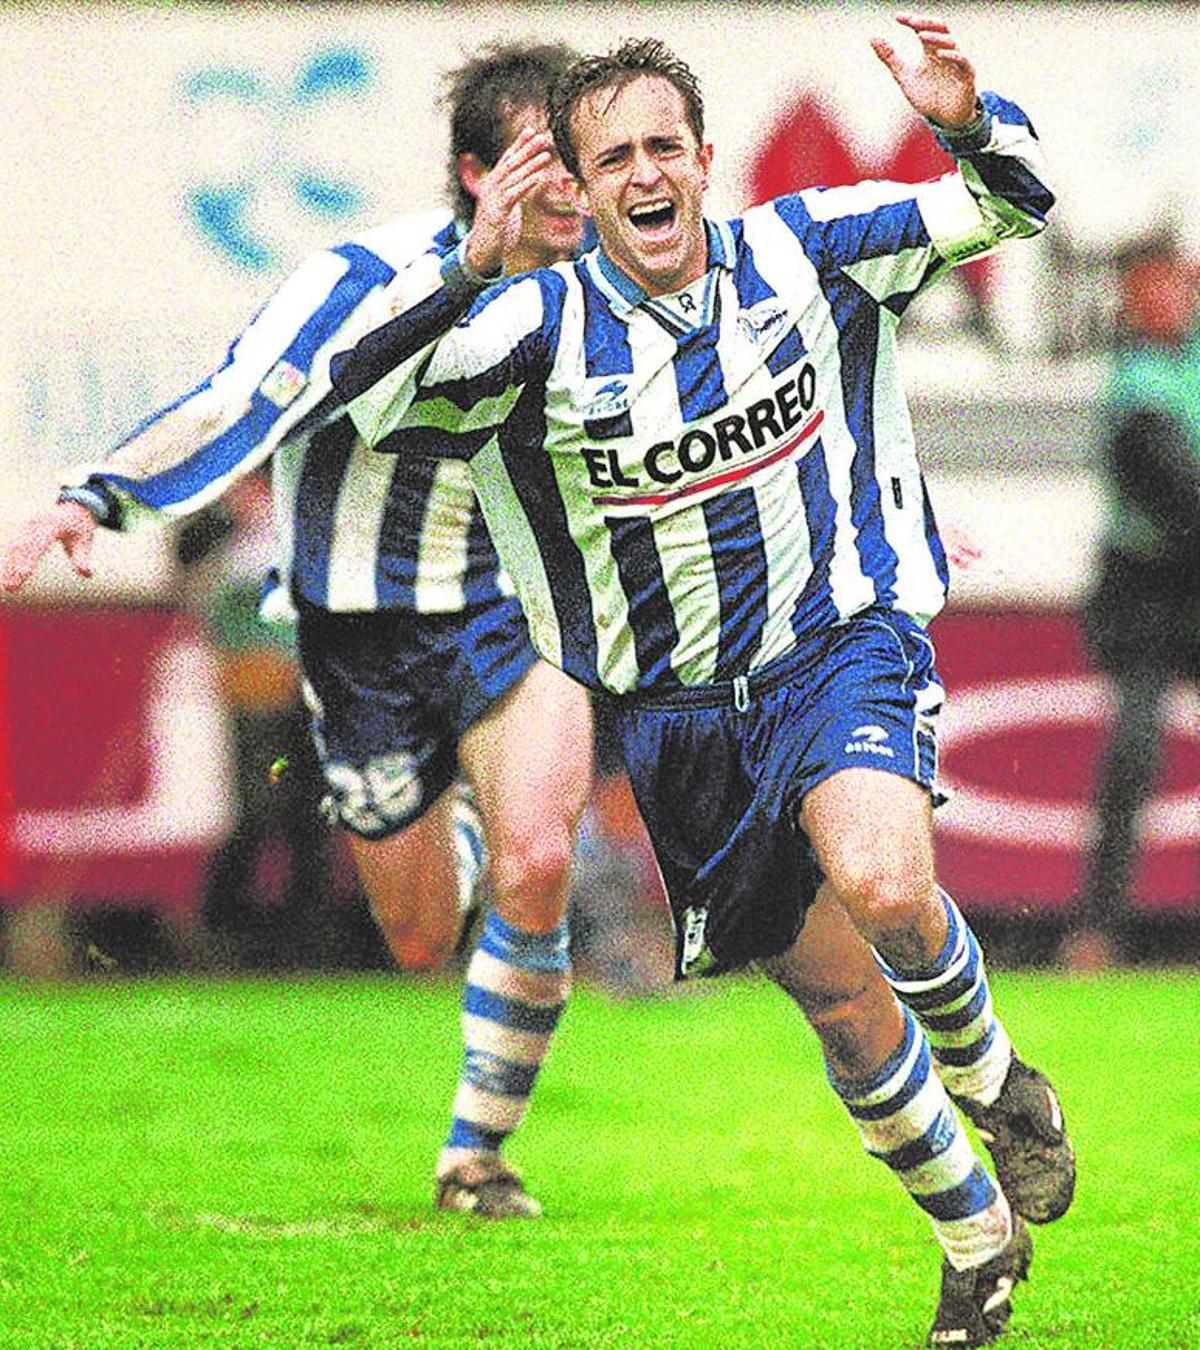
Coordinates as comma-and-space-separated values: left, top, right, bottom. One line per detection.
874, 891, 1013, 1106
831, 1008, 1012, 1270
438, 910, 570, 1176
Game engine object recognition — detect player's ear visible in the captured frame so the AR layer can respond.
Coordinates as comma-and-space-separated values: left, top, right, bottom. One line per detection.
457, 153, 488, 203
699, 142, 714, 191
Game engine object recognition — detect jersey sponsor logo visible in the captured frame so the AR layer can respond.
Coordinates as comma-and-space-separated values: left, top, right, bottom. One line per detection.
259, 358, 308, 408
844, 723, 896, 757
585, 363, 820, 510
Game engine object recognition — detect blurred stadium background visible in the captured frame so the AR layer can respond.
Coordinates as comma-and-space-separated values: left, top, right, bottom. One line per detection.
1, 0, 1196, 977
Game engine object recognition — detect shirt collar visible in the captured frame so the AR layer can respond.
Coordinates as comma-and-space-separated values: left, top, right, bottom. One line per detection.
588, 218, 735, 314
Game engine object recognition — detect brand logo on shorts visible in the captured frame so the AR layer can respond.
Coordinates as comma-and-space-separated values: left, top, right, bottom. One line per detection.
844, 724, 896, 758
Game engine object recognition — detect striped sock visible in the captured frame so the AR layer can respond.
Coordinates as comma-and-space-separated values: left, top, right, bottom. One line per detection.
831, 1008, 1012, 1270
438, 911, 570, 1176
873, 892, 1013, 1106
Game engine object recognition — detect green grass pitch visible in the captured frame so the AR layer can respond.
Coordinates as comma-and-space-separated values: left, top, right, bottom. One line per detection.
2, 971, 1196, 1348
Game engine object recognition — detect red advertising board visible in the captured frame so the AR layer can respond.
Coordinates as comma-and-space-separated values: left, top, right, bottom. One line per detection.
932, 610, 1198, 913
0, 606, 232, 915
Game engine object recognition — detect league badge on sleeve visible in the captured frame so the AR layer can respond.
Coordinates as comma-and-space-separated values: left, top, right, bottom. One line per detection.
259, 359, 308, 408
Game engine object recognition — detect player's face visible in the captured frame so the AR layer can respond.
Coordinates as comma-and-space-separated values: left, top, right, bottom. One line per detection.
501, 103, 584, 267
570, 75, 712, 298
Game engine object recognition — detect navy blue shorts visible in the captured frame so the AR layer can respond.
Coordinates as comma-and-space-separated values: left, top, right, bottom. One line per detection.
614, 607, 944, 978
296, 594, 538, 839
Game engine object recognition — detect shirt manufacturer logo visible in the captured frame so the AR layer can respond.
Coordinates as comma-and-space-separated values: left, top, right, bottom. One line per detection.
845, 724, 896, 757
583, 378, 631, 419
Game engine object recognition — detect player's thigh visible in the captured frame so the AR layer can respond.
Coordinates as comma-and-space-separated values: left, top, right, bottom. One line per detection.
459, 659, 593, 855
800, 767, 935, 900
296, 605, 460, 916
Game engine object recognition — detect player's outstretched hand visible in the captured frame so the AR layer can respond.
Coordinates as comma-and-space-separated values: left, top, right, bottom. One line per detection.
871, 13, 978, 130
463, 127, 558, 279
1, 502, 97, 592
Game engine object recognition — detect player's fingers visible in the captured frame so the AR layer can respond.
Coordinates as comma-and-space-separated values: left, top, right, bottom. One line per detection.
495, 153, 555, 207
930, 50, 974, 77
494, 130, 555, 176
1, 532, 49, 591
895, 13, 951, 35
64, 528, 94, 578
870, 35, 909, 78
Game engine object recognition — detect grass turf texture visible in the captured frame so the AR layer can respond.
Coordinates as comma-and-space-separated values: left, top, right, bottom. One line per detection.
2, 972, 1196, 1349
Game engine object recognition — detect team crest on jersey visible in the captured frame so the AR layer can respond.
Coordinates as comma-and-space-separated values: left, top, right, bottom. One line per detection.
582, 377, 632, 419
259, 358, 308, 408
737, 300, 789, 347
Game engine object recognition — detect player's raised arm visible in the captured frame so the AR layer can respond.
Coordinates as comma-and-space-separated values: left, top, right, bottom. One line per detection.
332, 132, 564, 452
770, 12, 1052, 318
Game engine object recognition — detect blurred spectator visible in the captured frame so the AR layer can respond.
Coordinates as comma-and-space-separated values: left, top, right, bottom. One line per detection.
1064, 237, 1200, 968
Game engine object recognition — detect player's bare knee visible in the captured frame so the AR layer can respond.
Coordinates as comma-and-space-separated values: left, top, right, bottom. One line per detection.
831, 855, 933, 940
391, 929, 456, 972
490, 826, 574, 930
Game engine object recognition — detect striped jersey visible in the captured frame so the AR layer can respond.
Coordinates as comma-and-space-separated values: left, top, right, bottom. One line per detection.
71, 211, 513, 614
337, 92, 1053, 694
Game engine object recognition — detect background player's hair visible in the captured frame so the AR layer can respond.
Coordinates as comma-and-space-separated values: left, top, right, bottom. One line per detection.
442, 41, 579, 224
548, 38, 705, 180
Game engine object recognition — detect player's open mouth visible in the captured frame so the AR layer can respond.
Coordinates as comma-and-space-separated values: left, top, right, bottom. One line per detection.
628, 200, 676, 236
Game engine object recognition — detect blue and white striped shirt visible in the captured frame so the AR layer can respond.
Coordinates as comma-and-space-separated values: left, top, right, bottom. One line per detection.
69, 211, 512, 614
337, 93, 1053, 693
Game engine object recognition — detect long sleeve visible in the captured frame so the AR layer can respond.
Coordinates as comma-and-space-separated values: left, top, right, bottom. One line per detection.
62, 241, 401, 529
781, 90, 1053, 311
332, 263, 558, 458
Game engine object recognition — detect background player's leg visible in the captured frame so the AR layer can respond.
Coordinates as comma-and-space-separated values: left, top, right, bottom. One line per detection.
1075, 664, 1170, 946
436, 661, 593, 1214
347, 791, 466, 971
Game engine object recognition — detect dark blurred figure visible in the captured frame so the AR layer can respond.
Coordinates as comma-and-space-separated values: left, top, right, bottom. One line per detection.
178, 472, 378, 970
1065, 237, 1200, 968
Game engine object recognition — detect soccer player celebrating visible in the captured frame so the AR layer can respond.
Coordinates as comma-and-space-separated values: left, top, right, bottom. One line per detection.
334, 16, 1075, 1343
1, 44, 594, 1220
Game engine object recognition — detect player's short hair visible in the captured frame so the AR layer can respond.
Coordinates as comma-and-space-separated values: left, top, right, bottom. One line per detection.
442, 42, 578, 224
548, 38, 705, 181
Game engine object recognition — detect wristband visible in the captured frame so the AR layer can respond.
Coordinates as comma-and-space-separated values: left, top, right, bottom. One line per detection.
56, 481, 123, 529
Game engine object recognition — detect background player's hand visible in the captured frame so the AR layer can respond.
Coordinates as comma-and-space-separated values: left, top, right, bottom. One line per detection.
940, 518, 983, 572
871, 13, 978, 129
1, 501, 97, 592
463, 128, 557, 278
